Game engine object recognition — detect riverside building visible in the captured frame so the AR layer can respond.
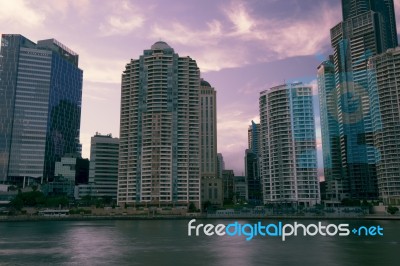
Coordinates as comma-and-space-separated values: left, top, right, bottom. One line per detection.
89, 133, 119, 199
0, 34, 83, 184
199, 79, 221, 207
368, 47, 400, 205
118, 41, 201, 208
259, 83, 320, 207
326, 0, 398, 200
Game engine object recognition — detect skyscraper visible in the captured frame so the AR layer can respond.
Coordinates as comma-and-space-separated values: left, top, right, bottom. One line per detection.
328, 0, 398, 199
199, 79, 217, 179
0, 34, 83, 183
248, 121, 260, 156
259, 83, 320, 206
246, 121, 261, 204
317, 57, 349, 204
118, 41, 201, 208
245, 149, 261, 204
89, 133, 119, 199
341, 0, 398, 49
368, 47, 400, 205
199, 79, 221, 207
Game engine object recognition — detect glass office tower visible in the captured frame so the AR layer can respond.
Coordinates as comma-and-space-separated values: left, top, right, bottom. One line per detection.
0, 34, 83, 183
246, 121, 261, 204
318, 58, 349, 204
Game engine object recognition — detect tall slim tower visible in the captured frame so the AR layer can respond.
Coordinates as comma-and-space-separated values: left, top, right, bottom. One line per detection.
246, 121, 261, 204
329, 0, 398, 200
199, 79, 221, 207
318, 57, 349, 203
0, 34, 83, 183
247, 121, 260, 156
199, 79, 217, 179
118, 41, 201, 208
259, 83, 320, 206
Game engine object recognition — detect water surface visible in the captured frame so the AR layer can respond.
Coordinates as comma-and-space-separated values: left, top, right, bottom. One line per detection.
0, 219, 398, 266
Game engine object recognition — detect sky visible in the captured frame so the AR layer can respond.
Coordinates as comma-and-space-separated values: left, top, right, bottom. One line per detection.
1, 0, 400, 177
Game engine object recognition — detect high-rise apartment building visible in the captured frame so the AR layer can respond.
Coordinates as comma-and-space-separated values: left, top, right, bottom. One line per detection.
318, 57, 349, 204
259, 83, 320, 206
89, 133, 119, 199
118, 41, 201, 208
0, 34, 83, 183
327, 0, 398, 200
341, 0, 398, 49
368, 47, 400, 205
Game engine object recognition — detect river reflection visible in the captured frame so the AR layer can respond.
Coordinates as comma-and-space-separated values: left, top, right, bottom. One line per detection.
0, 219, 398, 266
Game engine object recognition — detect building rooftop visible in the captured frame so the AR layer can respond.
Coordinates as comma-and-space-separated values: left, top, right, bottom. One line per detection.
151, 41, 171, 50
200, 79, 211, 87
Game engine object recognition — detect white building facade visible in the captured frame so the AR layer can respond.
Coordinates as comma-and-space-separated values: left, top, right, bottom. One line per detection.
259, 83, 320, 206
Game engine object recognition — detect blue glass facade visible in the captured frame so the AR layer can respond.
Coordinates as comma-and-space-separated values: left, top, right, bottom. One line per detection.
246, 121, 261, 204
0, 34, 82, 183
318, 59, 349, 203
328, 0, 398, 199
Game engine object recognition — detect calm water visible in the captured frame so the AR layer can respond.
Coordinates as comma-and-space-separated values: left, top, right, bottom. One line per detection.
0, 219, 399, 266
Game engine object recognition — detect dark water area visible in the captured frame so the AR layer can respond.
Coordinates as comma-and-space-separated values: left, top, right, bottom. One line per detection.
0, 219, 398, 266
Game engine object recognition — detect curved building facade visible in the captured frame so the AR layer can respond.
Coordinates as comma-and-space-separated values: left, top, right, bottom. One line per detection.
368, 47, 400, 205
259, 83, 320, 206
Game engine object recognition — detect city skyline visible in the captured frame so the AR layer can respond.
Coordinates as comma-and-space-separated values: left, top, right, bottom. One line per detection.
1, 0, 400, 175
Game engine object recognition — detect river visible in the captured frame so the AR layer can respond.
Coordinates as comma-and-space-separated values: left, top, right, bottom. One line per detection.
0, 219, 398, 266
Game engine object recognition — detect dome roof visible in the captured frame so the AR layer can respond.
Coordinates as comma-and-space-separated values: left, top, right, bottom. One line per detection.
200, 79, 211, 87
151, 41, 171, 50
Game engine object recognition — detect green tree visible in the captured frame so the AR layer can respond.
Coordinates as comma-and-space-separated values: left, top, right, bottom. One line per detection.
45, 196, 69, 208
203, 201, 212, 211
17, 191, 46, 207
341, 198, 361, 207
9, 191, 71, 210
387, 206, 399, 215
188, 202, 197, 213
10, 197, 23, 210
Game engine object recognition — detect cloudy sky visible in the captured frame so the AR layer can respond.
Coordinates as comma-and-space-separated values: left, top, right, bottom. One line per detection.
1, 0, 400, 177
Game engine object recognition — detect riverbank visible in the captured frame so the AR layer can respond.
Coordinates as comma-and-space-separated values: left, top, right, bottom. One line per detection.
1, 214, 400, 222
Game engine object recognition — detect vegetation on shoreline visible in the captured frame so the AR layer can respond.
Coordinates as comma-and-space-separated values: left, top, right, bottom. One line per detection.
10, 190, 69, 211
